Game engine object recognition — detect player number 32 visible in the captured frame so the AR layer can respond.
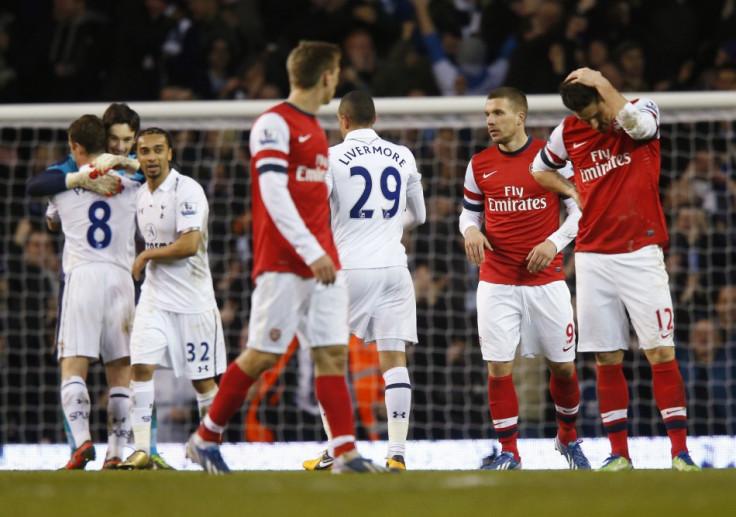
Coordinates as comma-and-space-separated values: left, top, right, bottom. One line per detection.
187, 342, 210, 362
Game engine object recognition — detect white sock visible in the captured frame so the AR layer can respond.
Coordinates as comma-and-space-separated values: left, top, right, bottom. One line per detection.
61, 376, 92, 448
383, 366, 411, 458
318, 403, 334, 456
107, 386, 132, 460
130, 380, 155, 454
195, 386, 219, 421
202, 414, 226, 436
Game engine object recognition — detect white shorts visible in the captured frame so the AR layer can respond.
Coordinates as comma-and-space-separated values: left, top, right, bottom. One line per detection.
344, 267, 417, 350
130, 299, 226, 380
576, 245, 675, 353
247, 271, 349, 354
56, 263, 134, 363
477, 280, 576, 363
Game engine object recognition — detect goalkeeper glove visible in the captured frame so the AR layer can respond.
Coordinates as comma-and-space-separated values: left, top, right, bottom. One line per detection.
91, 153, 141, 175
66, 169, 122, 196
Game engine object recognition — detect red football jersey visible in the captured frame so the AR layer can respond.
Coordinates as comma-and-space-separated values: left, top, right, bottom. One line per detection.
536, 99, 668, 254
249, 102, 340, 280
463, 137, 566, 286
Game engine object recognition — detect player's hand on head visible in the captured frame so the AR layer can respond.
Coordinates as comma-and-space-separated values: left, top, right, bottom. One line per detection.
526, 239, 557, 273
309, 254, 337, 285
463, 226, 492, 265
565, 67, 603, 88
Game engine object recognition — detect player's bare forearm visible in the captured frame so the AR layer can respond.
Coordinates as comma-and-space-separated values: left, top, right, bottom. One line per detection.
46, 218, 61, 233
532, 170, 582, 209
463, 226, 492, 265
134, 230, 201, 278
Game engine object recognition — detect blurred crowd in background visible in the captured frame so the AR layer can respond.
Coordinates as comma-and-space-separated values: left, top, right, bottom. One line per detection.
1, 0, 736, 104
0, 0, 735, 448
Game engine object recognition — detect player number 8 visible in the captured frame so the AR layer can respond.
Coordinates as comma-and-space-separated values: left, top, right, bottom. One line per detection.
87, 200, 112, 249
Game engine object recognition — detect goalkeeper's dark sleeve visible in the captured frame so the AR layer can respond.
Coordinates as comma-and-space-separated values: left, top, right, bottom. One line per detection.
26, 168, 67, 196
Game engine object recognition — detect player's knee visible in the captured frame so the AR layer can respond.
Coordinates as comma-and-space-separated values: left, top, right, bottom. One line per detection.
548, 360, 575, 378
131, 363, 155, 381
238, 348, 280, 378
378, 350, 407, 371
311, 345, 348, 375
487, 360, 514, 377
644, 345, 675, 365
191, 377, 217, 394
595, 350, 625, 366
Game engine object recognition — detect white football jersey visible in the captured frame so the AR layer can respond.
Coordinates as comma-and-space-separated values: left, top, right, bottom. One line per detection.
47, 164, 139, 274
135, 168, 216, 313
327, 128, 422, 269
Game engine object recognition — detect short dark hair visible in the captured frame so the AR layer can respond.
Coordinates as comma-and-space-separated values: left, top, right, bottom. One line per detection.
68, 114, 106, 155
102, 103, 140, 133
487, 87, 528, 114
286, 40, 341, 89
559, 81, 601, 112
137, 127, 173, 149
338, 90, 376, 126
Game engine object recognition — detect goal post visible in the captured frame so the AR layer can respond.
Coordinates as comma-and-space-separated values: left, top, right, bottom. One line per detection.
1, 91, 735, 446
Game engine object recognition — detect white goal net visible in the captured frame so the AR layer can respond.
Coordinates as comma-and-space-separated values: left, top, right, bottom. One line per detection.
1, 92, 735, 447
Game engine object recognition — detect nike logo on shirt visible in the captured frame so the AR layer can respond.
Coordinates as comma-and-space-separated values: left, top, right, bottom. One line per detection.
298, 134, 312, 143
572, 141, 586, 149
483, 171, 498, 178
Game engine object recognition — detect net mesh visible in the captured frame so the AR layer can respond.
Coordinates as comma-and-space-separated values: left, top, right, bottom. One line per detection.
1, 98, 735, 445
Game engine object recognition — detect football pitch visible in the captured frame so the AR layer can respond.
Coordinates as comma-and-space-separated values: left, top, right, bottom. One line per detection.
2, 470, 734, 517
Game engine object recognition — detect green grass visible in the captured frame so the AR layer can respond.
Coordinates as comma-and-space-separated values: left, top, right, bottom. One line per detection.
2, 470, 734, 517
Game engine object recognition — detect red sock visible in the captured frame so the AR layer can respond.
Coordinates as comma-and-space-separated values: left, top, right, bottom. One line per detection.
198, 362, 255, 442
315, 375, 356, 457
488, 374, 519, 461
651, 359, 688, 457
597, 363, 630, 459
549, 371, 580, 444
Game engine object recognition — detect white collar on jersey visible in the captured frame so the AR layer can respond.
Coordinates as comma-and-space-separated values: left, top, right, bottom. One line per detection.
344, 128, 379, 143
154, 168, 180, 192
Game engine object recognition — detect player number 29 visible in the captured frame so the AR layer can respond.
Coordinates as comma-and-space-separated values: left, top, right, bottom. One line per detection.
349, 166, 402, 219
